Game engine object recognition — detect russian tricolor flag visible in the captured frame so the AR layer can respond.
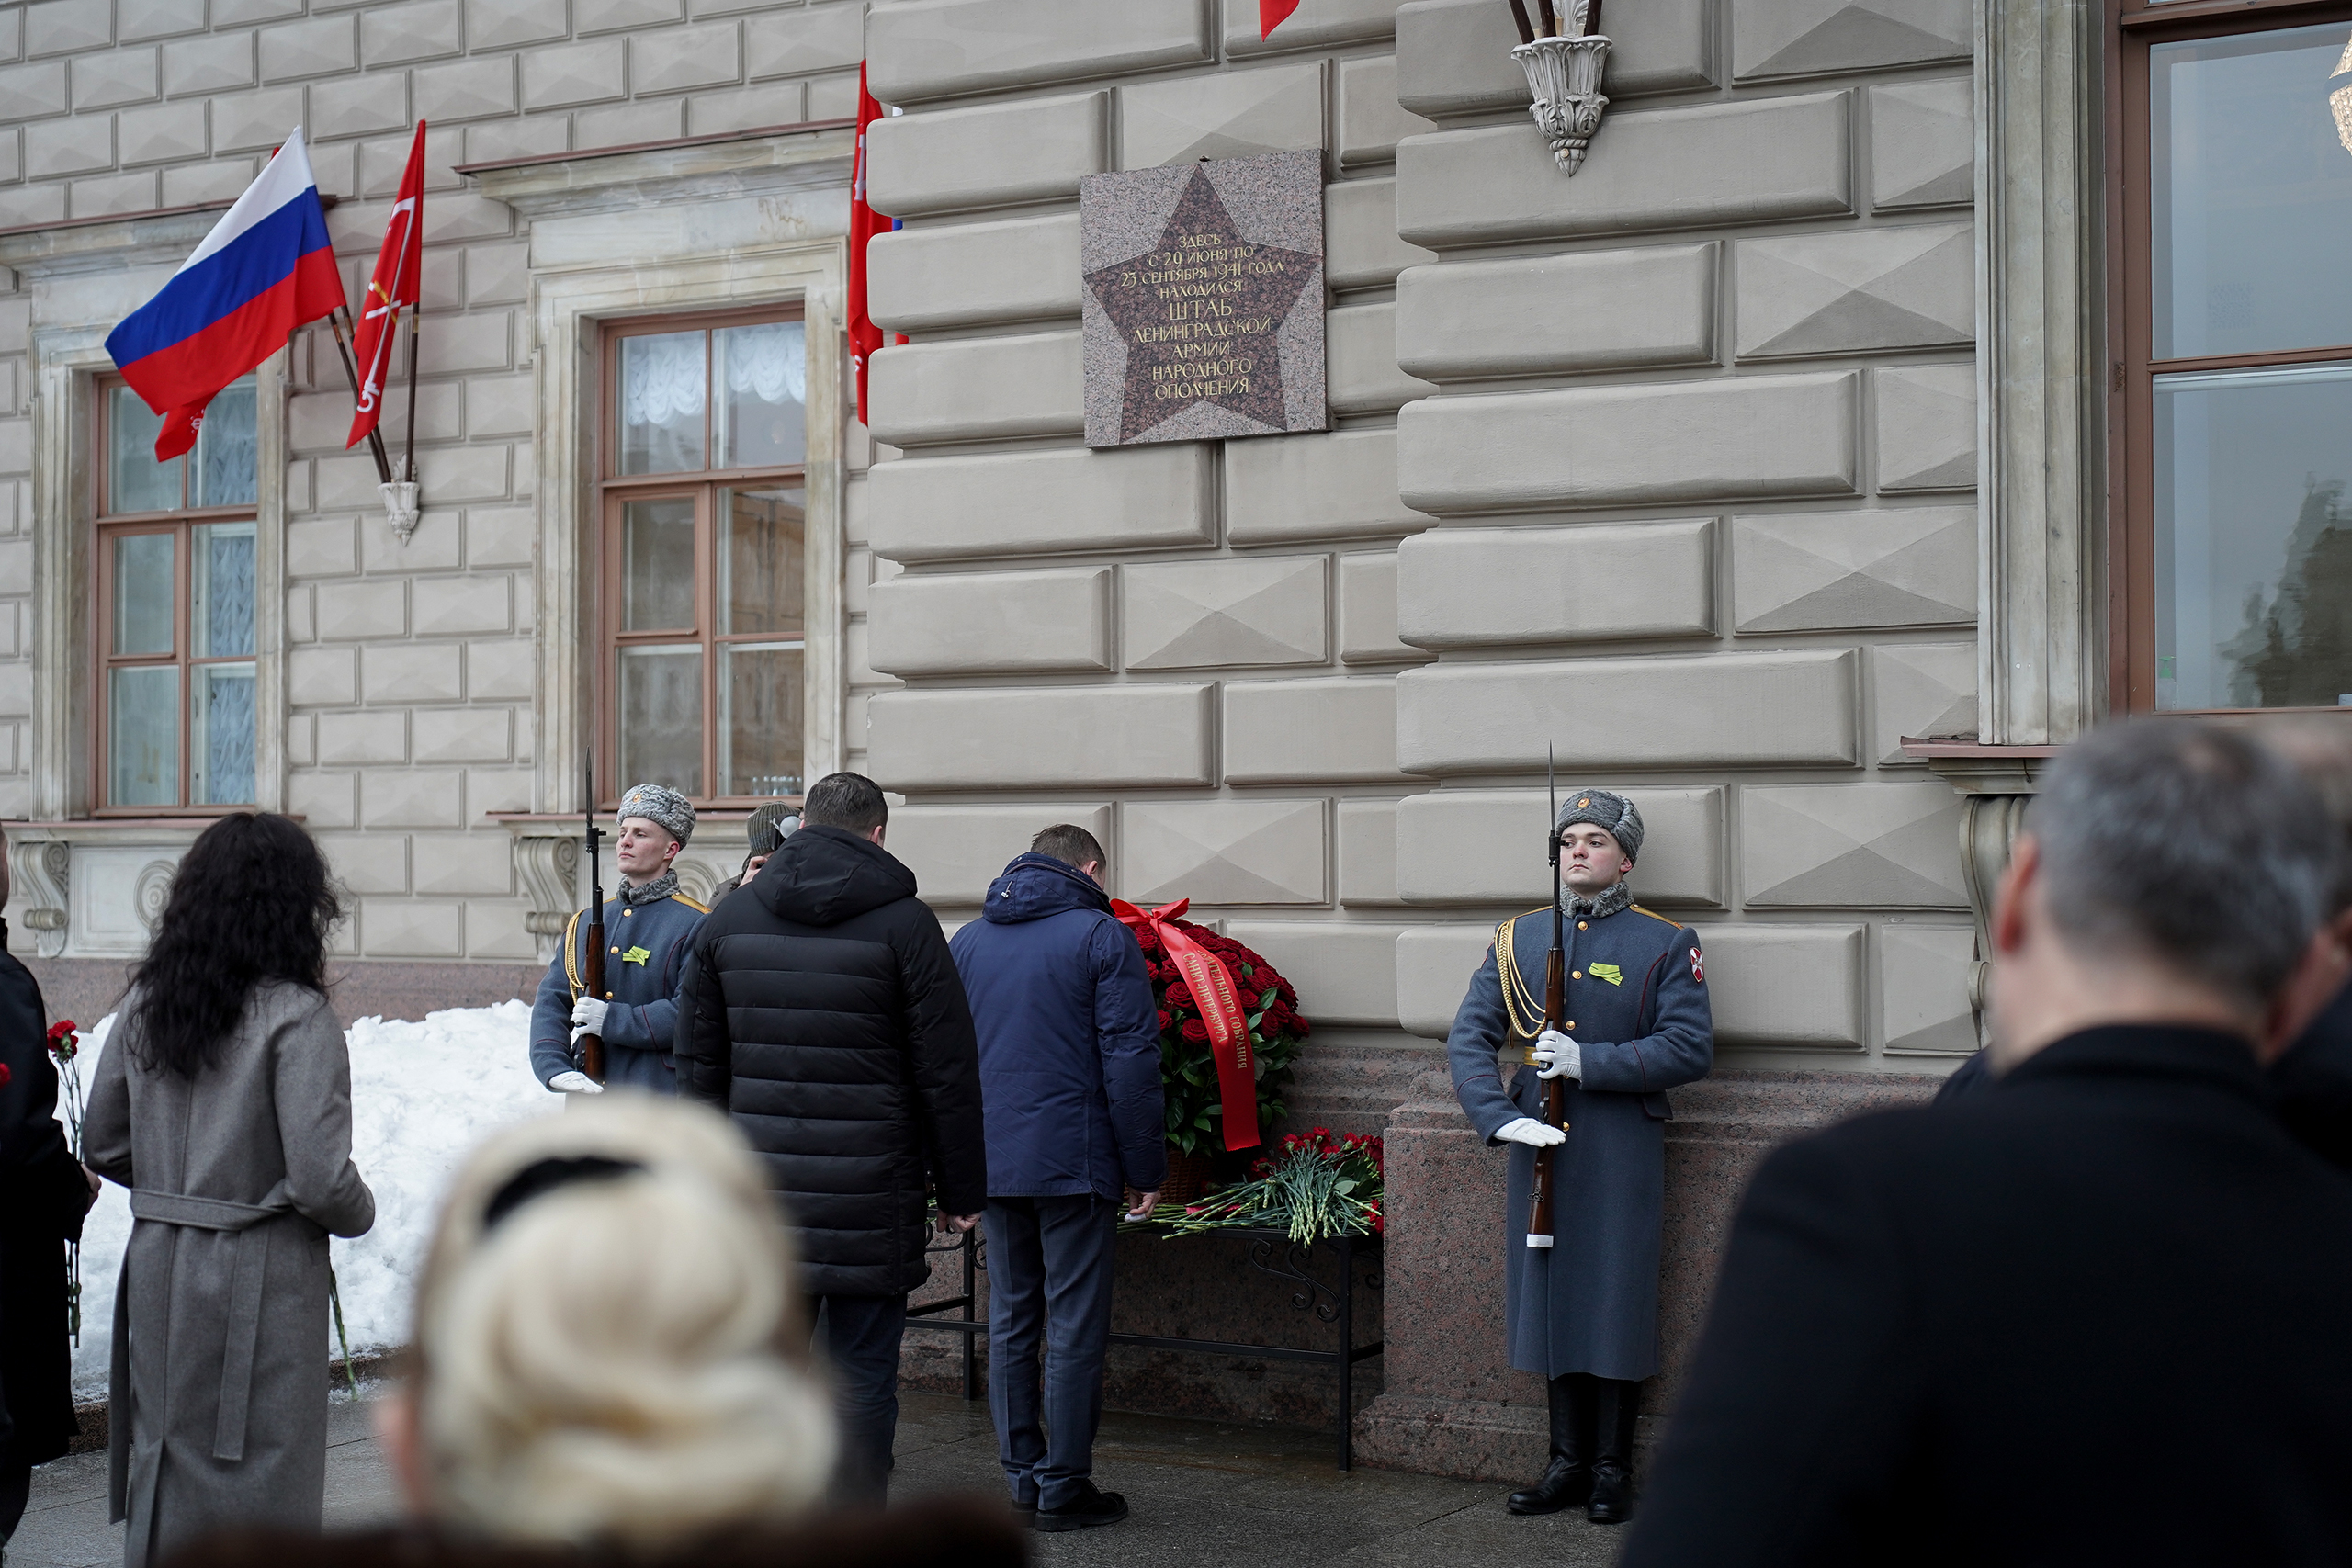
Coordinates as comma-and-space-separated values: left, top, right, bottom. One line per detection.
107, 129, 346, 460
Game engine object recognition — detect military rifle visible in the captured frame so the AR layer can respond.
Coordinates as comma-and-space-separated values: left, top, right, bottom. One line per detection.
577, 749, 607, 1085
1527, 745, 1572, 1249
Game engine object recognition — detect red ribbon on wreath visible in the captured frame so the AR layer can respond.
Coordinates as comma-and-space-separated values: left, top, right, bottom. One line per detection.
1113, 898, 1260, 1152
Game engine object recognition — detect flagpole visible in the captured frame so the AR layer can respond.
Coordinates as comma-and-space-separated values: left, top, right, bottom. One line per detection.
402, 300, 420, 485
326, 305, 395, 484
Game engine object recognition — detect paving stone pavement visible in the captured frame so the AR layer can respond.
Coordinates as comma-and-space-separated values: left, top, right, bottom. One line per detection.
9, 1391, 1625, 1567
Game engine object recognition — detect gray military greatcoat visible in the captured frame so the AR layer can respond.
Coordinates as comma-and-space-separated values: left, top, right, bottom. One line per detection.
84, 981, 376, 1568
1449, 901, 1713, 1381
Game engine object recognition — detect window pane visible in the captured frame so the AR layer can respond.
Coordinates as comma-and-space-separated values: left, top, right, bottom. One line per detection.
621, 497, 697, 631
196, 378, 259, 508
109, 387, 184, 513
108, 665, 179, 807
191, 522, 255, 658
719, 643, 804, 798
112, 532, 175, 657
714, 321, 808, 470
190, 661, 256, 807
718, 486, 805, 637
617, 644, 704, 797
2151, 25, 2352, 358
2154, 361, 2352, 710
618, 330, 707, 475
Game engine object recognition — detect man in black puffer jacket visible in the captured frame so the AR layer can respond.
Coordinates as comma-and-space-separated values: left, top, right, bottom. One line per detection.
674, 772, 987, 1505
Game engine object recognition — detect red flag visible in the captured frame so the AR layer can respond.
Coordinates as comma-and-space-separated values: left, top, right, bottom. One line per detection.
848, 66, 904, 430
1261, 0, 1303, 38
348, 121, 426, 450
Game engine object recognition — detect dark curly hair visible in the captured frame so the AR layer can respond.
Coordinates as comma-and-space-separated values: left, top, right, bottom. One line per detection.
127, 813, 342, 1079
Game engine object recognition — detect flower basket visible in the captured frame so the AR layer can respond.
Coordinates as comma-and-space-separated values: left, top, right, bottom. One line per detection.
1134, 1129, 1385, 1246
1128, 912, 1311, 1158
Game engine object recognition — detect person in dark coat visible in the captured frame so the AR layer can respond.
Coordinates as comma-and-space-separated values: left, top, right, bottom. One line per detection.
0, 832, 98, 1554
530, 784, 707, 1097
1623, 718, 2352, 1568
2260, 718, 2352, 1171
673, 772, 987, 1506
1447, 789, 1712, 1524
949, 826, 1165, 1532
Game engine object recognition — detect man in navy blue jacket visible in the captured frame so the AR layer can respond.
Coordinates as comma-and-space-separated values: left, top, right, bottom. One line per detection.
950, 825, 1165, 1533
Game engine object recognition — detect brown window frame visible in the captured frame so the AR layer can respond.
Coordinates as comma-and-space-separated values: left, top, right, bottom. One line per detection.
92, 375, 262, 816
2109, 0, 2352, 714
595, 306, 811, 811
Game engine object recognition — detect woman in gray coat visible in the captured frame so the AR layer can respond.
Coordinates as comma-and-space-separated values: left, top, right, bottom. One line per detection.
84, 814, 375, 1568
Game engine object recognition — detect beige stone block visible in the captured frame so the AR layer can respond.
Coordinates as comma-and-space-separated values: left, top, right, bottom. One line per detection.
359, 122, 462, 196
288, 647, 357, 706
30, 0, 112, 55
287, 770, 357, 828
1397, 649, 1861, 773
286, 586, 315, 644
413, 705, 511, 762
467, 0, 567, 49
363, 643, 464, 704
1692, 923, 1864, 1048
1124, 798, 1328, 906
459, 115, 566, 164
633, 21, 741, 94
1226, 920, 1400, 1026
467, 766, 530, 815
868, 214, 1081, 333
1397, 93, 1851, 250
1395, 786, 1726, 908
1223, 0, 1400, 55
747, 3, 865, 78
317, 708, 407, 765
866, 331, 1082, 447
411, 832, 514, 896
260, 16, 356, 82
0, 62, 69, 118
869, 567, 1111, 676
123, 0, 207, 42
74, 50, 161, 111
1394, 920, 1494, 1037
1339, 55, 1431, 170
1872, 641, 1976, 765
1338, 796, 1403, 906
1120, 61, 1324, 171
867, 89, 1107, 219
412, 55, 517, 121
311, 72, 410, 141
1329, 302, 1432, 415
1395, 243, 1716, 380
361, 513, 462, 573
1396, 0, 1715, 117
25, 117, 113, 179
319, 832, 408, 895
1742, 782, 1966, 908
1871, 77, 1972, 211
1226, 427, 1433, 546
869, 444, 1212, 563
467, 898, 538, 961
0, 188, 66, 230
119, 99, 206, 165
868, 0, 1209, 106
686, 81, 807, 135
466, 241, 529, 306
888, 802, 1113, 906
1875, 363, 1976, 493
522, 38, 626, 110
317, 579, 407, 639
1339, 550, 1429, 666
1732, 506, 1973, 633
74, 173, 162, 220
218, 0, 305, 21
360, 768, 466, 829
1732, 0, 1968, 83
413, 575, 512, 636
465, 505, 534, 569
1325, 177, 1435, 292
806, 68, 859, 120
361, 0, 460, 65
1398, 371, 1859, 514
467, 639, 534, 702
466, 374, 534, 439
1735, 222, 1973, 361
358, 897, 468, 958
869, 683, 1215, 791
1225, 676, 1403, 784
160, 36, 254, 96
574, 98, 682, 152
417, 443, 510, 502
1396, 519, 1716, 650
1880, 922, 1977, 1054
1125, 556, 1327, 671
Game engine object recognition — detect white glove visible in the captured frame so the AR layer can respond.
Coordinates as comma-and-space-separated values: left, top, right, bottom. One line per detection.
1532, 1028, 1582, 1082
570, 996, 609, 1033
1496, 1117, 1566, 1147
548, 1070, 604, 1095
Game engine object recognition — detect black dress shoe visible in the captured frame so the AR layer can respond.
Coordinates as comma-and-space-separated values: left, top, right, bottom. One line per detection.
1011, 1500, 1037, 1529
1587, 1459, 1634, 1524
1507, 1455, 1594, 1515
1035, 1482, 1130, 1532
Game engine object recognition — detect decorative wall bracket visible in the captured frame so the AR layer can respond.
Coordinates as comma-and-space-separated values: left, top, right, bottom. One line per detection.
381, 455, 421, 543
1507, 1, 1611, 175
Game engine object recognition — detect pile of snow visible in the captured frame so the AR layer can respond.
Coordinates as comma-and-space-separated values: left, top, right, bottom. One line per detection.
62, 1001, 552, 1398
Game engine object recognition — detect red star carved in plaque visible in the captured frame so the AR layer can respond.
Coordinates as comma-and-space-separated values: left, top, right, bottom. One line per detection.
1084, 167, 1320, 442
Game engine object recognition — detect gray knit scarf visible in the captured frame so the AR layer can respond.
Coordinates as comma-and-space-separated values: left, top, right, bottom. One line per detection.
620, 869, 680, 906
1560, 880, 1634, 921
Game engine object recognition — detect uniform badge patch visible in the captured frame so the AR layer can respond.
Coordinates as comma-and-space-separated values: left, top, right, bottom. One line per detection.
1588, 962, 1623, 987
1690, 947, 1704, 985
622, 944, 652, 966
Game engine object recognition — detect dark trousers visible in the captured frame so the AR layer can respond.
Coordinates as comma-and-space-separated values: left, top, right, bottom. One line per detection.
811, 1292, 908, 1506
986, 1194, 1120, 1511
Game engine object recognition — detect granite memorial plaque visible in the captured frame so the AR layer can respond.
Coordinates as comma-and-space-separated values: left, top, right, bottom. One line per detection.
1080, 149, 1327, 449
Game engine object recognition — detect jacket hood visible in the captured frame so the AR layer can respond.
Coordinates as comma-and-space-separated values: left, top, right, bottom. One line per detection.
753, 823, 918, 927
981, 853, 1111, 924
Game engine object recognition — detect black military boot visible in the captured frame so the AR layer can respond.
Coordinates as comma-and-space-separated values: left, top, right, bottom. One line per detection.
1586, 1378, 1644, 1524
1508, 1373, 1597, 1515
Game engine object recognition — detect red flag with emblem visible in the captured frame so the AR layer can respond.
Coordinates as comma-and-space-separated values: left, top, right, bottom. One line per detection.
847, 66, 905, 429
347, 121, 425, 451
1261, 0, 1303, 37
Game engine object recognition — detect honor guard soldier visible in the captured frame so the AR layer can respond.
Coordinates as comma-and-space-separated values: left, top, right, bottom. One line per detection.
1448, 789, 1713, 1525
531, 783, 708, 1096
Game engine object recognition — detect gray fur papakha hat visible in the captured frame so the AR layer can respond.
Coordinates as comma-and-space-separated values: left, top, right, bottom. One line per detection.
1555, 787, 1643, 864
616, 783, 695, 847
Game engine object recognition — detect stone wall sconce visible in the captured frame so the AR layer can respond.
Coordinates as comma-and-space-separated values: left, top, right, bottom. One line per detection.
381, 457, 421, 543
1504, 0, 1611, 175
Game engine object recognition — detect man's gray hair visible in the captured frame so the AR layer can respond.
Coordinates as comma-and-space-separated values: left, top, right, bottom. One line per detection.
2033, 718, 2339, 1010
